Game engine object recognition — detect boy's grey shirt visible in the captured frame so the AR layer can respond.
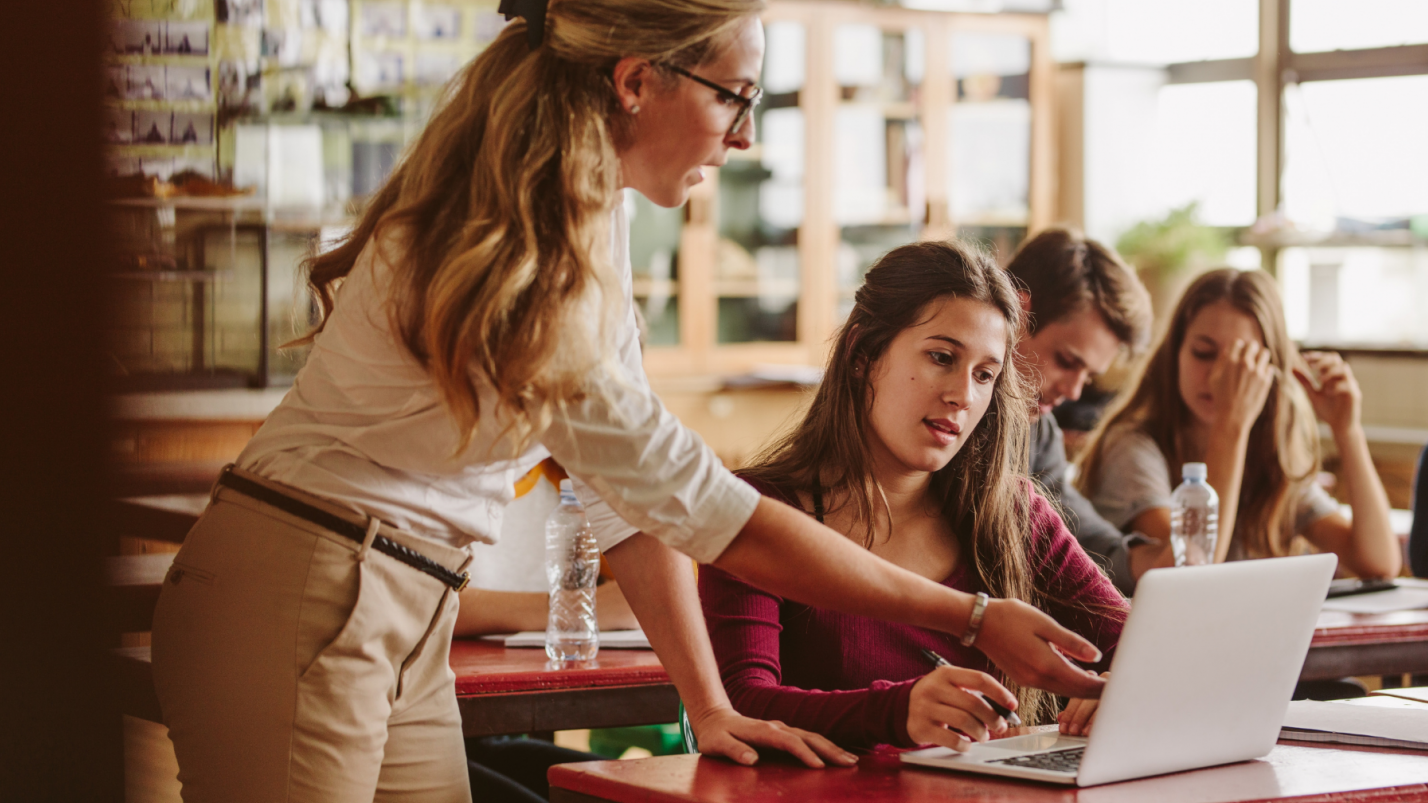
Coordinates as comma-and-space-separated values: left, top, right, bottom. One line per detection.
1031, 413, 1140, 597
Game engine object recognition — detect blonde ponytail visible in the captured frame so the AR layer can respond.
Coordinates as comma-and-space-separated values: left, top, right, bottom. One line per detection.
298, 0, 763, 454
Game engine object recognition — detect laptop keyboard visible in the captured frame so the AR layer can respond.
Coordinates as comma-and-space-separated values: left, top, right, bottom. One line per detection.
988, 746, 1084, 774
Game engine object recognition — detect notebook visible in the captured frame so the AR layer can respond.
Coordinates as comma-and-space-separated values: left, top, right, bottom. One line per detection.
1370, 686, 1428, 705
1279, 699, 1428, 750
1320, 577, 1428, 614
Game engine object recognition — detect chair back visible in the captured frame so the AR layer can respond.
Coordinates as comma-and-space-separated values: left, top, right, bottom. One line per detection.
1410, 444, 1428, 577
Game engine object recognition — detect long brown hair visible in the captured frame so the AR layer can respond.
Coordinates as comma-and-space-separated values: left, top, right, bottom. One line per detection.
1076, 269, 1319, 557
295, 0, 762, 453
741, 240, 1067, 722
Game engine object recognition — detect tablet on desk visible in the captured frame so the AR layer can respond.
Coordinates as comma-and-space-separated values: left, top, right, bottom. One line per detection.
1326, 578, 1397, 598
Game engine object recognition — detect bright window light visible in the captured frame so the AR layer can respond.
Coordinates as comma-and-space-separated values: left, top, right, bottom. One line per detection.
1150, 80, 1258, 227
1283, 75, 1428, 223
1290, 0, 1428, 53
1052, 0, 1258, 65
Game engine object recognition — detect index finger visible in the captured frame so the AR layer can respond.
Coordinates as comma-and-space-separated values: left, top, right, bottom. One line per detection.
1035, 636, 1106, 699
939, 667, 1017, 712
1041, 619, 1101, 664
1042, 665, 1107, 699
1221, 339, 1246, 366
1293, 367, 1321, 393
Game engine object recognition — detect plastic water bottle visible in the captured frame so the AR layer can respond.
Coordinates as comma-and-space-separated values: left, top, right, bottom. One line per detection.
545, 479, 599, 661
1170, 462, 1219, 567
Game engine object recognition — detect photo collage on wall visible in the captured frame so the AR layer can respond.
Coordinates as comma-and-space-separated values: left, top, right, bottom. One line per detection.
103, 1, 219, 181
105, 65, 213, 102
109, 20, 211, 57
352, 0, 508, 93
103, 1, 511, 182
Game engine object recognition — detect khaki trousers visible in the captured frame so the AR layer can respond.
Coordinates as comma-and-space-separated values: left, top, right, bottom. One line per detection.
152, 474, 474, 803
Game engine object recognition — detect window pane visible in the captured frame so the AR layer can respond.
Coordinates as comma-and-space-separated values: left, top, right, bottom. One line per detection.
1280, 246, 1428, 347
957, 225, 1029, 268
717, 22, 804, 344
1052, 0, 1258, 66
949, 32, 1031, 226
1283, 75, 1428, 224
626, 190, 682, 347
1150, 80, 1257, 227
834, 24, 929, 322
763, 20, 805, 94
837, 223, 921, 321
1291, 0, 1428, 52
834, 26, 924, 226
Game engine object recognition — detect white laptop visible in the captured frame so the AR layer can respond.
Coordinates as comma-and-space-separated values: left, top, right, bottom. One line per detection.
901, 554, 1337, 787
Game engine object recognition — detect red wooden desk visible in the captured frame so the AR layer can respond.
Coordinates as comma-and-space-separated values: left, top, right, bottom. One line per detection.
108, 496, 1428, 726
451, 639, 678, 738
108, 499, 683, 737
115, 636, 678, 737
549, 738, 1428, 803
1305, 609, 1428, 680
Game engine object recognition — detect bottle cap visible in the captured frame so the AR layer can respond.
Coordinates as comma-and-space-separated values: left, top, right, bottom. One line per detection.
1182, 462, 1208, 481
558, 478, 580, 504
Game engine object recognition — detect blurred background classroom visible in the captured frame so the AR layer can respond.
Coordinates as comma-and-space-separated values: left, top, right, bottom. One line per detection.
5, 0, 1426, 800
104, 0, 1428, 508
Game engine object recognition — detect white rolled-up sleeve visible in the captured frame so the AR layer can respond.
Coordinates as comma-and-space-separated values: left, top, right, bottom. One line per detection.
546, 316, 759, 562
571, 472, 640, 553
544, 204, 760, 564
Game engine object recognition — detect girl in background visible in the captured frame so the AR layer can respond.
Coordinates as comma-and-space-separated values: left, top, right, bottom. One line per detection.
1077, 268, 1399, 578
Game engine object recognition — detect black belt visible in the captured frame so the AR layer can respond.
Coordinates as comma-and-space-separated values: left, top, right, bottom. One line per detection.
217, 468, 470, 591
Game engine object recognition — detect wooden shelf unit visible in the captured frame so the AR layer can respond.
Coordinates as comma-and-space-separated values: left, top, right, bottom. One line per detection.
635, 1, 1055, 380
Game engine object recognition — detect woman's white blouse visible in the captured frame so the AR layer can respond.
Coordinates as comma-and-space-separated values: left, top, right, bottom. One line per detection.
238, 205, 758, 562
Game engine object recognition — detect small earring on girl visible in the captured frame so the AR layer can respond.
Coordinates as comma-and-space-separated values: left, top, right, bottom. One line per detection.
630, 104, 640, 114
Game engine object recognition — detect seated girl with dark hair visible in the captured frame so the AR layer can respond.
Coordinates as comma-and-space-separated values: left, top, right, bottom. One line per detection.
699, 240, 1128, 751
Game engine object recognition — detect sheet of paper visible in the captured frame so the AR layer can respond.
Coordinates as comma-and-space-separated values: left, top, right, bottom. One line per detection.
1370, 687, 1428, 705
1320, 585, 1428, 613
493, 630, 651, 650
1342, 696, 1428, 711
1282, 700, 1428, 745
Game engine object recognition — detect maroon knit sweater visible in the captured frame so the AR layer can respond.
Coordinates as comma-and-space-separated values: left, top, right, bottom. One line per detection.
699, 477, 1128, 749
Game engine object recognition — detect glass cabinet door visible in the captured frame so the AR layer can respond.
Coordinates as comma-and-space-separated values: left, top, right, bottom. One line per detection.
715, 19, 805, 344
626, 189, 683, 347
948, 30, 1032, 264
833, 22, 927, 320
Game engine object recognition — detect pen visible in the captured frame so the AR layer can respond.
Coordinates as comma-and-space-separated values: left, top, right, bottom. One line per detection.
919, 647, 1022, 727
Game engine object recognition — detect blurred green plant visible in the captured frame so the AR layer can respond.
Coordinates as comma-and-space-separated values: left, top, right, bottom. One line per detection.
1115, 202, 1231, 278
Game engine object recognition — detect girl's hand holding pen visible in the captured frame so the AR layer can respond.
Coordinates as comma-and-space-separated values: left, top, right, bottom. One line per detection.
907, 664, 1016, 752
920, 648, 1021, 726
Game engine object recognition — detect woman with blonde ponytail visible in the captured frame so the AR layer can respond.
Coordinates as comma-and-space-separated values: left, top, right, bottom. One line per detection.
153, 3, 1109, 800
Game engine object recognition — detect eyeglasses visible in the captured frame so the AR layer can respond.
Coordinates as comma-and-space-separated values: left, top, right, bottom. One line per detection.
660, 63, 764, 137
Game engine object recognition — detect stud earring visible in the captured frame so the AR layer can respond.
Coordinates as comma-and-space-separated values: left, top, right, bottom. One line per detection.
630, 104, 640, 114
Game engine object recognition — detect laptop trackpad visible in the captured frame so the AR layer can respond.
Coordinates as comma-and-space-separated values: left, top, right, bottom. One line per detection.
965, 731, 1087, 761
